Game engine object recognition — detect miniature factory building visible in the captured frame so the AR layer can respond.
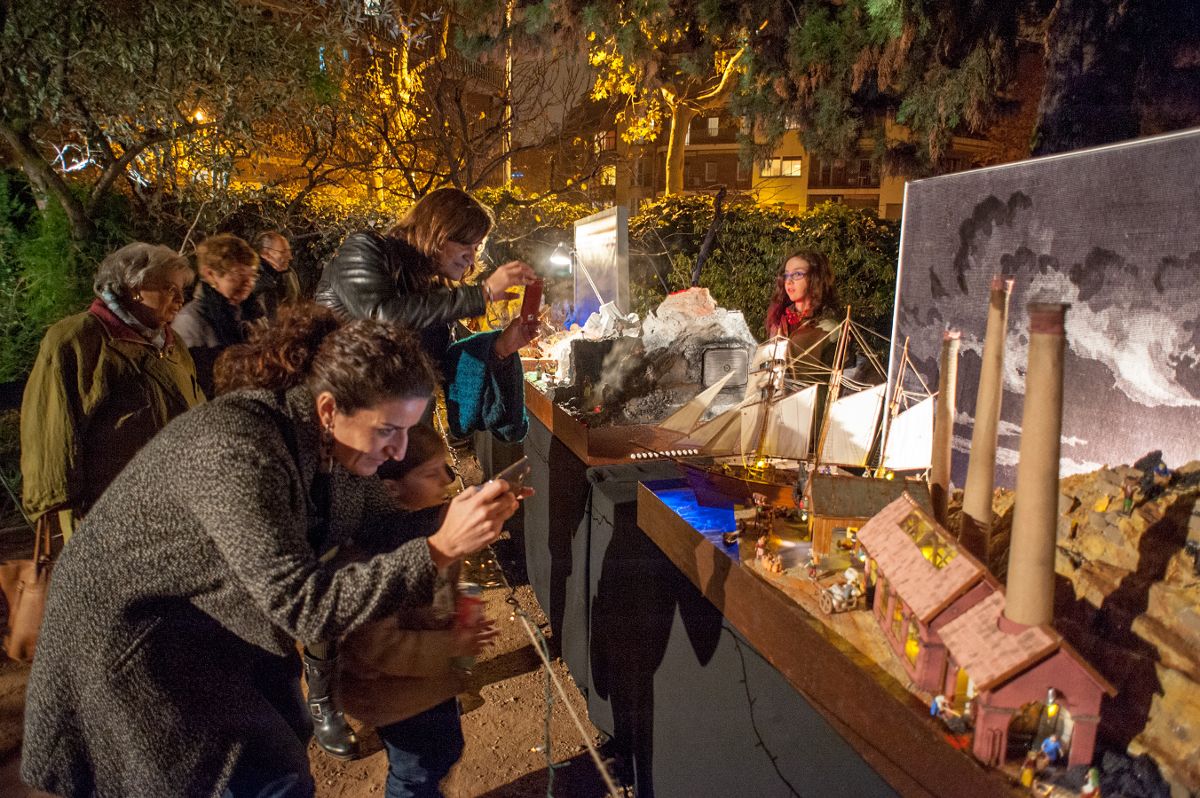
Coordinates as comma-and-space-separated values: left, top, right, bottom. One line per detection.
857, 493, 1115, 770
856, 493, 993, 696
805, 473, 933, 559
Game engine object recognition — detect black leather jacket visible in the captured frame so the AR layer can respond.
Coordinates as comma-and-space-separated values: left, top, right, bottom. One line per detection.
315, 231, 486, 338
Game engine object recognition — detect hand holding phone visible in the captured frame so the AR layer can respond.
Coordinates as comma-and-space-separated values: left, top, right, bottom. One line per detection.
520, 279, 543, 323
492, 456, 531, 497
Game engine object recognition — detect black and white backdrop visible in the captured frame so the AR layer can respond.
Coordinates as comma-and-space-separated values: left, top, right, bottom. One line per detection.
889, 128, 1200, 487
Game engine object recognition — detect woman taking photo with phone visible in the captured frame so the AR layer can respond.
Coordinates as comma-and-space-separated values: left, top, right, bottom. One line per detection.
21, 305, 521, 798
316, 188, 539, 442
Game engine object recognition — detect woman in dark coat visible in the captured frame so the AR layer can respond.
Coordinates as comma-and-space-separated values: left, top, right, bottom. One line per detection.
20, 306, 519, 798
172, 233, 260, 397
315, 187, 536, 359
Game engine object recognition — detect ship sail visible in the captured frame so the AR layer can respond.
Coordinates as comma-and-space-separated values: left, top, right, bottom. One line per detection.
760, 385, 819, 460
819, 383, 887, 466
683, 403, 744, 453
881, 395, 935, 471
660, 371, 736, 434
741, 338, 787, 404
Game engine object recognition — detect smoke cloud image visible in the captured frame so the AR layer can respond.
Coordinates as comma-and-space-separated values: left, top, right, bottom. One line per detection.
893, 130, 1200, 486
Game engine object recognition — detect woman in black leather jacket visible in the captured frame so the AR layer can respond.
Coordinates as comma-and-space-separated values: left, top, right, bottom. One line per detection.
315, 188, 536, 363
312, 188, 537, 762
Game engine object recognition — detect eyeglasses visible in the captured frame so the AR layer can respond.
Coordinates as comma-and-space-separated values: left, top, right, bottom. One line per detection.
783, 270, 809, 283
140, 283, 185, 302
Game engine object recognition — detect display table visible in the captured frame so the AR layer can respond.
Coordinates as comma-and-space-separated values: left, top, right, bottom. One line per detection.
520, 383, 1016, 797
636, 481, 1018, 797
520, 382, 679, 696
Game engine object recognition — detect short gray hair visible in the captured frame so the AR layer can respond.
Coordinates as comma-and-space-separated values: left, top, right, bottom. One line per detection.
93, 242, 193, 299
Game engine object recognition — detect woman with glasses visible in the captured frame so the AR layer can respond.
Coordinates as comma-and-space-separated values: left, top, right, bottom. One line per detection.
764, 250, 841, 383
19, 242, 204, 543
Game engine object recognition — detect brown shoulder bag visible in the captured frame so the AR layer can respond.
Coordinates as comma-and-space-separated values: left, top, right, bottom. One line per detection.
0, 515, 54, 662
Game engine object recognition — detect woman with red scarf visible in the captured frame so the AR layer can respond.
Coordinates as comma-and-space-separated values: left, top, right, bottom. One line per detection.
764, 250, 841, 383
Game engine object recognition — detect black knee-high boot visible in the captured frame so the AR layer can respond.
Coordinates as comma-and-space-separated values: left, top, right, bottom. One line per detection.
302, 646, 359, 760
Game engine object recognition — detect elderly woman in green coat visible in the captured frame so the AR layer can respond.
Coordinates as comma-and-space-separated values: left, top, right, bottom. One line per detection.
19, 242, 204, 541
21, 305, 522, 798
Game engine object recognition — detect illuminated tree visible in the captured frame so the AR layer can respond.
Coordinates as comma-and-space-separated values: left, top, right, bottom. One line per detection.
0, 0, 380, 240
514, 0, 756, 194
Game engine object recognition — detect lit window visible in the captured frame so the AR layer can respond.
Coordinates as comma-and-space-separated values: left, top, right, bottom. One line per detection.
599, 165, 616, 186
593, 130, 616, 154
707, 117, 719, 137
760, 157, 802, 178
901, 512, 958, 569
905, 620, 921, 664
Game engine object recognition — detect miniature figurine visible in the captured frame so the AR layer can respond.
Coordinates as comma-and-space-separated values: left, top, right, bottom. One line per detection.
818, 567, 864, 614
1036, 734, 1063, 771
929, 693, 951, 719
1080, 767, 1101, 796
1121, 475, 1137, 515
761, 552, 784, 574
1019, 751, 1038, 788
755, 535, 767, 562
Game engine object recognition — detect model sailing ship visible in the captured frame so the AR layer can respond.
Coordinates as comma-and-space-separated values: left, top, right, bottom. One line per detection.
658, 310, 936, 508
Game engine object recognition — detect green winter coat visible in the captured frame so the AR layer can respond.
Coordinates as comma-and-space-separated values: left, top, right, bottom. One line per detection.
20, 302, 205, 524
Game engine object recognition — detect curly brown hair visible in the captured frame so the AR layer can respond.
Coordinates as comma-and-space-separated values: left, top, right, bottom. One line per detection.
213, 303, 436, 412
765, 250, 837, 334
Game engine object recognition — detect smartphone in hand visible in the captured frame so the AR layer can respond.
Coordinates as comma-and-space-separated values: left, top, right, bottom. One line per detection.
520, 280, 543, 323
492, 456, 531, 497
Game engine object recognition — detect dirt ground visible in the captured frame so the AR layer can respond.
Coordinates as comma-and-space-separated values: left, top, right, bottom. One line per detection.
0, 534, 620, 798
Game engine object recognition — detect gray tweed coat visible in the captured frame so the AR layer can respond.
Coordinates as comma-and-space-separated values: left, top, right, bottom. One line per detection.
21, 385, 439, 797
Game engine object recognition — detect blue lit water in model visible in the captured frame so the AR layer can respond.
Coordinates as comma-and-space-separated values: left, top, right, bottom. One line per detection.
653, 487, 742, 561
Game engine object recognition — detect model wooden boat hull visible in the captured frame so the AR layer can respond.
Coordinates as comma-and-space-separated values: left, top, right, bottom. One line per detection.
682, 461, 801, 509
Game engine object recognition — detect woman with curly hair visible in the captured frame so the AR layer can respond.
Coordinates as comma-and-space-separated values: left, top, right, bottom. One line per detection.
21, 304, 521, 798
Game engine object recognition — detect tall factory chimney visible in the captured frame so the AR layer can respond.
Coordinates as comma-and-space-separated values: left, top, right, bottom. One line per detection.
930, 330, 960, 526
1004, 303, 1069, 628
959, 276, 1014, 562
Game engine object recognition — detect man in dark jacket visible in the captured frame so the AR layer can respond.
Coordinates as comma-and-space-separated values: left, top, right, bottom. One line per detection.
243, 230, 302, 324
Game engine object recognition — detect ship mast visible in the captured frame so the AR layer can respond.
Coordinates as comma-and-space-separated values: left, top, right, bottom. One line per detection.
750, 338, 789, 464
876, 337, 910, 475
812, 307, 854, 464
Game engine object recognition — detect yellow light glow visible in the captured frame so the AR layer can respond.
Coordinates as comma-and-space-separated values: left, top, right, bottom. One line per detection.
885, 471, 895, 480
1046, 703, 1059, 718
192, 110, 206, 123
756, 459, 766, 469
